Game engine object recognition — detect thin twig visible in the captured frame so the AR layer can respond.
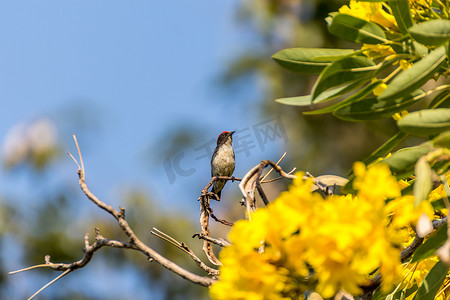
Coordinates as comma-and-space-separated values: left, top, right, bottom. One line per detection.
151, 228, 219, 276
261, 167, 296, 183
260, 152, 287, 182
8, 264, 51, 275
210, 212, 233, 226
151, 228, 186, 252
67, 151, 81, 170
72, 134, 85, 173
192, 233, 231, 247
28, 269, 72, 300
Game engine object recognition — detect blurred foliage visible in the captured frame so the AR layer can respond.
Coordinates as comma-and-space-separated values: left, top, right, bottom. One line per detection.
222, 0, 426, 175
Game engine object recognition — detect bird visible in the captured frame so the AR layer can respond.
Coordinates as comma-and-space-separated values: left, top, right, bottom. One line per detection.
210, 131, 235, 200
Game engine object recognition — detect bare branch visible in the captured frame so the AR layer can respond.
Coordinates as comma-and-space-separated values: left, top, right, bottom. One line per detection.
151, 228, 219, 276
199, 193, 222, 265
198, 176, 241, 202
256, 181, 269, 206
239, 160, 296, 218
8, 264, 51, 275
196, 174, 240, 265
210, 209, 233, 227
72, 134, 85, 174
69, 137, 216, 286
310, 174, 348, 195
193, 233, 231, 247
42, 233, 137, 272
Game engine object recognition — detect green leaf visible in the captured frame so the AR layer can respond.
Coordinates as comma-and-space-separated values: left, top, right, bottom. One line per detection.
412, 260, 449, 300
309, 55, 403, 106
414, 157, 433, 206
410, 20, 450, 46
275, 83, 362, 107
389, 0, 413, 35
312, 56, 376, 100
431, 198, 446, 210
275, 95, 311, 106
374, 284, 419, 300
413, 41, 430, 57
363, 131, 408, 165
397, 108, 450, 137
382, 142, 433, 173
379, 46, 446, 100
411, 223, 447, 263
327, 13, 387, 44
379, 46, 447, 100
272, 48, 355, 74
313, 79, 371, 104
304, 80, 383, 115
429, 89, 450, 109
432, 130, 450, 148
333, 90, 425, 122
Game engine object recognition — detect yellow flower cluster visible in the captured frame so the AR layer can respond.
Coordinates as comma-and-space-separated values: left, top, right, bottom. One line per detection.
394, 172, 450, 299
210, 162, 410, 299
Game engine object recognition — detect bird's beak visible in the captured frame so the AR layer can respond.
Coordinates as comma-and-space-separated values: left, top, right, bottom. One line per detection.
230, 131, 236, 135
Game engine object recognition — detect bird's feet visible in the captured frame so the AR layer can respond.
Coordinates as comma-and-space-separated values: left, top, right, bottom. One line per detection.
205, 192, 220, 201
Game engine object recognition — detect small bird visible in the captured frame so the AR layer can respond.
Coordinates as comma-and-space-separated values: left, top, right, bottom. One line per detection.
210, 131, 235, 200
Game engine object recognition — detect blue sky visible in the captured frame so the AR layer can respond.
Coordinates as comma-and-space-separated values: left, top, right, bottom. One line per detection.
0, 1, 298, 298
0, 0, 288, 212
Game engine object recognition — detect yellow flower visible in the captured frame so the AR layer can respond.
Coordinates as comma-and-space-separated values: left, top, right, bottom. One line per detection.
428, 172, 450, 202
408, 257, 440, 287
339, 1, 397, 30
210, 249, 288, 300
211, 209, 291, 300
211, 164, 405, 299
362, 44, 395, 60
435, 277, 450, 299
400, 59, 413, 70
371, 78, 388, 96
386, 195, 434, 229
353, 161, 402, 204
392, 110, 409, 121
399, 256, 450, 300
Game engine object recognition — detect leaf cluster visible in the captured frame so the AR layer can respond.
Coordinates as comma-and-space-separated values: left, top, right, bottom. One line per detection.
272, 1, 450, 299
